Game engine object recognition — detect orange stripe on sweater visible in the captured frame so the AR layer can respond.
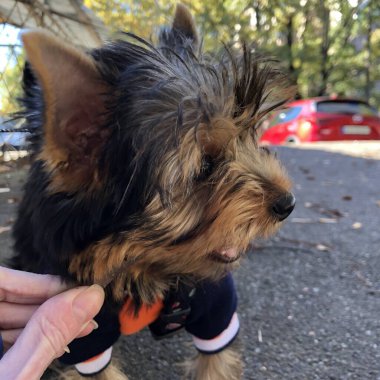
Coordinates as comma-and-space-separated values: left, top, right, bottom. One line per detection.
119, 298, 163, 335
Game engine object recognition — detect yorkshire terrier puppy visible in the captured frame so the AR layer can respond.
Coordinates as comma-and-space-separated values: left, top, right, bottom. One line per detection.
11, 4, 295, 380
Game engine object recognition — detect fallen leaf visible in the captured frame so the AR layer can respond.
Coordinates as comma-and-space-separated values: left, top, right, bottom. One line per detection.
308, 203, 344, 218
342, 195, 352, 201
354, 270, 373, 288
299, 167, 310, 174
328, 209, 344, 218
319, 218, 337, 224
0, 226, 11, 234
258, 329, 263, 343
316, 244, 330, 252
291, 218, 314, 223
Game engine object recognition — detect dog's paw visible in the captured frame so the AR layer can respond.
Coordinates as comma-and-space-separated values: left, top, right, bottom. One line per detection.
182, 346, 243, 380
49, 363, 128, 380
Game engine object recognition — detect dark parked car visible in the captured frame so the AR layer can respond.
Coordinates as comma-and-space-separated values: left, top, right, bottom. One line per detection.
260, 97, 380, 145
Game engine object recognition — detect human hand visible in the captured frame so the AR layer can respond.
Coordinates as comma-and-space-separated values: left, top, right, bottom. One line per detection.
0, 266, 104, 380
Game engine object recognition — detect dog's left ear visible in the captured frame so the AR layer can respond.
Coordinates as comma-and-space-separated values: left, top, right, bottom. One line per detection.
159, 4, 199, 53
22, 30, 110, 191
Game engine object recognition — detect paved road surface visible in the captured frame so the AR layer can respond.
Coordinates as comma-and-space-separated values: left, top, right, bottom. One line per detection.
0, 144, 379, 379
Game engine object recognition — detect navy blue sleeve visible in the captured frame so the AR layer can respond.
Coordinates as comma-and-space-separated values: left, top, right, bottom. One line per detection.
59, 302, 121, 365
185, 272, 238, 340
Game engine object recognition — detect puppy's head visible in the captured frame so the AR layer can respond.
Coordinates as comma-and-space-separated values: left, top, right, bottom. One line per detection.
22, 5, 295, 300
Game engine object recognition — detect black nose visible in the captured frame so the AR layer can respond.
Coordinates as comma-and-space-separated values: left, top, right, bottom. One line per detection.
272, 193, 296, 221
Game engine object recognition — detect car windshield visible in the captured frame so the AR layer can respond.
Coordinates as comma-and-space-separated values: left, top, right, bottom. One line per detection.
269, 106, 302, 127
316, 101, 378, 116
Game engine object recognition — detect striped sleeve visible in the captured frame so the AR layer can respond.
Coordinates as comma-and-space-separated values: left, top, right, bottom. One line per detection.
75, 347, 113, 377
185, 273, 239, 354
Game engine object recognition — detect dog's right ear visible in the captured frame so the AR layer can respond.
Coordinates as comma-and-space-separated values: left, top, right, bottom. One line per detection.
159, 4, 199, 53
172, 4, 199, 45
22, 30, 110, 192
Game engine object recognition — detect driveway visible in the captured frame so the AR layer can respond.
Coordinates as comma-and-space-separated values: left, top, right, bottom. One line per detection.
1, 143, 379, 379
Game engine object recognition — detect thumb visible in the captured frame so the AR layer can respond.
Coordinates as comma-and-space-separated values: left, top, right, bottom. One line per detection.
0, 285, 104, 380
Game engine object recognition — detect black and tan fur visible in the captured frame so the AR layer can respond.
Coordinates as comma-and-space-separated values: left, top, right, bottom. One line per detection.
11, 4, 295, 379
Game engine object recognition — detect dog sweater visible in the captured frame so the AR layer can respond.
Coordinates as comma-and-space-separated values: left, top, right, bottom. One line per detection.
60, 273, 239, 376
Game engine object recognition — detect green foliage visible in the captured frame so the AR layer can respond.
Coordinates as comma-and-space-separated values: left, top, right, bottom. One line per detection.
1, 0, 378, 115
85, 0, 380, 108
0, 48, 24, 115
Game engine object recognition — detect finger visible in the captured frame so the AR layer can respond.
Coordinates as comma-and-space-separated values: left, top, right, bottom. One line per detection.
0, 285, 104, 380
0, 266, 68, 304
0, 303, 39, 329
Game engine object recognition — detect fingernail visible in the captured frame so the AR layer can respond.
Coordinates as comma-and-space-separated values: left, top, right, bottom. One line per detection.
72, 284, 105, 323
79, 319, 99, 333
91, 319, 99, 330
64, 346, 71, 354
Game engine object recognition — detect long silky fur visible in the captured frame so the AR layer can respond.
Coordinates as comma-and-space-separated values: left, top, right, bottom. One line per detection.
183, 344, 243, 380
11, 6, 296, 380
12, 29, 293, 306
52, 363, 128, 380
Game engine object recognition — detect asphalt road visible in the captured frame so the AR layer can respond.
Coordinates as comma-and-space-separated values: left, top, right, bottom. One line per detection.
0, 144, 379, 380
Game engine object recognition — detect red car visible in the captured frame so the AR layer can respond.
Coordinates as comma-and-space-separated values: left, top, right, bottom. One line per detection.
260, 97, 380, 144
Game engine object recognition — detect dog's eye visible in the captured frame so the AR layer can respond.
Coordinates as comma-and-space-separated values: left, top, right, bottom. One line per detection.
197, 155, 214, 181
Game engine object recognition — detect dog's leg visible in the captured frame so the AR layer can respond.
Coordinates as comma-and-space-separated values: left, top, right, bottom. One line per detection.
86, 364, 129, 380
183, 344, 243, 380
53, 363, 128, 380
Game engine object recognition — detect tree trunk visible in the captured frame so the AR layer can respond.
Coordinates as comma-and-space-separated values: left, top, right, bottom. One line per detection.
364, 0, 372, 102
286, 14, 299, 88
253, 1, 261, 33
318, 0, 330, 96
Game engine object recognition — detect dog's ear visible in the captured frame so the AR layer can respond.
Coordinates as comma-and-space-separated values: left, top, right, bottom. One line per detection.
21, 30, 110, 191
159, 4, 199, 53
172, 4, 199, 45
